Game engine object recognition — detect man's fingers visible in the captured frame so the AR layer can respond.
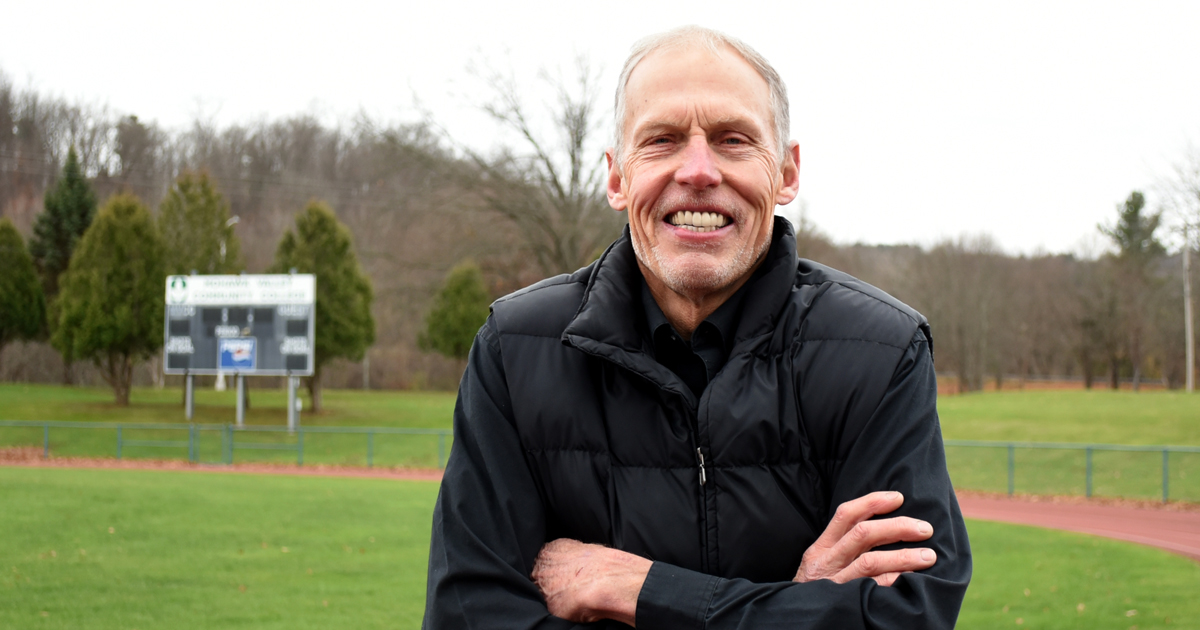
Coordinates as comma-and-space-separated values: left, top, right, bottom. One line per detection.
821, 516, 933, 570
835, 548, 936, 584
812, 491, 905, 550
871, 572, 901, 587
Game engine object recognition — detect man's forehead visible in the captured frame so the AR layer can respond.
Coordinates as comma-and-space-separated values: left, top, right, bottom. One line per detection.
626, 41, 764, 91
623, 43, 773, 129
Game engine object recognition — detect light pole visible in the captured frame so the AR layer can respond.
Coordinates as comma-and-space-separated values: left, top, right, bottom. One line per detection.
219, 215, 240, 266
1185, 224, 1195, 392
215, 215, 240, 392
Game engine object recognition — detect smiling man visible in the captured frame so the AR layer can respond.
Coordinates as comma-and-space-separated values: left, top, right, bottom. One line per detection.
423, 26, 970, 629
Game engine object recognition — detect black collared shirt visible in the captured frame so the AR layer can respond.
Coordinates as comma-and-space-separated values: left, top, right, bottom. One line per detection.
640, 277, 751, 398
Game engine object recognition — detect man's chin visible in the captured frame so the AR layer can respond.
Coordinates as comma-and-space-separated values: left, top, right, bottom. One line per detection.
655, 260, 745, 297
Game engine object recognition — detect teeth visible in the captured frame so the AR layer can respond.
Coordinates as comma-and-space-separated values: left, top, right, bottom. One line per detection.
669, 211, 729, 230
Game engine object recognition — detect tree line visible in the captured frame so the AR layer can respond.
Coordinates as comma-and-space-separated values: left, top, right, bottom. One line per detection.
1, 68, 1198, 396
0, 142, 375, 409
794, 183, 1198, 392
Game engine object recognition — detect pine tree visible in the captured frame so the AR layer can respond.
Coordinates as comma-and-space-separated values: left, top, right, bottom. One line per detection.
268, 201, 374, 411
29, 146, 97, 301
158, 170, 243, 274
53, 194, 165, 405
1100, 191, 1166, 391
0, 218, 45, 373
419, 260, 491, 361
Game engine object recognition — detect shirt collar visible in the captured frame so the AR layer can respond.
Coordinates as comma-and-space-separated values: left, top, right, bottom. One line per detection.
638, 263, 759, 357
561, 216, 800, 401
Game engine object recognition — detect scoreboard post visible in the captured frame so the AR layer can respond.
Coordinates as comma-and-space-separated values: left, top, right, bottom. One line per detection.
163, 273, 315, 430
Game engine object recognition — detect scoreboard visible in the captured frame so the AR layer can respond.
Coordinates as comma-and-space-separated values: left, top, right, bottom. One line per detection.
163, 274, 315, 376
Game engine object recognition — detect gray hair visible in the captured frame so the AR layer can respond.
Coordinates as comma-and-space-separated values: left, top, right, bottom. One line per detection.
613, 26, 791, 166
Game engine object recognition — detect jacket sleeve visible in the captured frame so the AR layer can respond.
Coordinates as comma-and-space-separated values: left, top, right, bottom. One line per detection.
423, 316, 627, 630
634, 329, 972, 629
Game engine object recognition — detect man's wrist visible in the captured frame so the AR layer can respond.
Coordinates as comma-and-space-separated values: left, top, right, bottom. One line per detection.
588, 548, 652, 626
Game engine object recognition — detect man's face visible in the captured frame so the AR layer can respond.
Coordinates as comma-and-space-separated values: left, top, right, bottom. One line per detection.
607, 44, 800, 300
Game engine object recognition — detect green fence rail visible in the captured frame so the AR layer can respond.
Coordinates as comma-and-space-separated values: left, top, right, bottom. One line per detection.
4, 421, 1198, 502
0, 420, 453, 469
943, 440, 1200, 503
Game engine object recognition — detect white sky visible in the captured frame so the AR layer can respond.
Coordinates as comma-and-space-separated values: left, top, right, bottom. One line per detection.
3, 0, 1199, 255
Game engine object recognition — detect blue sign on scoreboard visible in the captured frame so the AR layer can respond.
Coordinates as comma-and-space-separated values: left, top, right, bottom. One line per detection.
218, 338, 257, 371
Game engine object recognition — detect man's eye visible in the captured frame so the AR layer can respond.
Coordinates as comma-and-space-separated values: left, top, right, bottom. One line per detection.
651, 137, 672, 145
722, 137, 745, 145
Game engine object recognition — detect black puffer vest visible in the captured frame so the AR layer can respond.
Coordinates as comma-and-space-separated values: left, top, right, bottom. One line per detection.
490, 217, 929, 583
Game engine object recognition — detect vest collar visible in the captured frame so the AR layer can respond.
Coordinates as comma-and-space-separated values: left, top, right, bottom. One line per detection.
562, 216, 800, 400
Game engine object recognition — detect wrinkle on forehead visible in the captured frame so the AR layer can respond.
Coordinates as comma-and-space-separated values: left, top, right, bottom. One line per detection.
623, 44, 774, 148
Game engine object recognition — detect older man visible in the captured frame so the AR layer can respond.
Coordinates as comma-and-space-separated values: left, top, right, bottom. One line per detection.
423, 26, 970, 629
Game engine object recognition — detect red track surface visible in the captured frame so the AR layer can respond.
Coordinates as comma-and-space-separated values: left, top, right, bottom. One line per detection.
957, 493, 1200, 562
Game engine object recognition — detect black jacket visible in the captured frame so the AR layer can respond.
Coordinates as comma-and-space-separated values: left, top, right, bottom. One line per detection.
424, 218, 971, 629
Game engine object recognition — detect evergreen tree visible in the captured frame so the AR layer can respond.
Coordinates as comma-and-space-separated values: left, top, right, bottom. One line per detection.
1101, 192, 1166, 265
29, 146, 98, 301
268, 201, 374, 411
53, 194, 165, 405
0, 218, 45, 373
29, 146, 98, 383
1100, 191, 1166, 391
419, 260, 491, 361
158, 170, 242, 274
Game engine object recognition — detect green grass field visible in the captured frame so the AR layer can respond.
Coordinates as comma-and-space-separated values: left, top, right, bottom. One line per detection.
938, 389, 1200, 502
960, 520, 1200, 629
4, 383, 1197, 442
0, 467, 438, 629
0, 383, 454, 428
3, 384, 1200, 500
0, 384, 457, 468
937, 389, 1200, 445
3, 467, 1197, 629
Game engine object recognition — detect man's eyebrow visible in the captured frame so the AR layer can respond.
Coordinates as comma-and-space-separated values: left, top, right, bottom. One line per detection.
632, 115, 765, 139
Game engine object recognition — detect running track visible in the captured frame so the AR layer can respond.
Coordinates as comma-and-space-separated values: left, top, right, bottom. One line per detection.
957, 493, 1200, 562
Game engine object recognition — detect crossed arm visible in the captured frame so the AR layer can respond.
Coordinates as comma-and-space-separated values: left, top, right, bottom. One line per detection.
531, 491, 938, 626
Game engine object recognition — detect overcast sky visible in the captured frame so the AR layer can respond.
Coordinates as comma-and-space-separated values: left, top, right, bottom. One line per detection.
4, 0, 1199, 255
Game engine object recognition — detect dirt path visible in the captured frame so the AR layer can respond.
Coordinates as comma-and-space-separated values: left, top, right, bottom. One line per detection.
957, 491, 1200, 562
5, 449, 1198, 563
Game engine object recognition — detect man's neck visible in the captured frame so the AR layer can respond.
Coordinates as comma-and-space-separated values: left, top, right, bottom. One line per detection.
638, 259, 763, 341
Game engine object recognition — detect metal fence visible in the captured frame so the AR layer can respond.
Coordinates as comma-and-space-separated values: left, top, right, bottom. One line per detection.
943, 440, 1200, 503
0, 420, 453, 469
4, 421, 1199, 503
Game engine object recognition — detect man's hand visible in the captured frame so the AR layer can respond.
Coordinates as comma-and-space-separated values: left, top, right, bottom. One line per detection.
531, 539, 652, 626
794, 491, 936, 587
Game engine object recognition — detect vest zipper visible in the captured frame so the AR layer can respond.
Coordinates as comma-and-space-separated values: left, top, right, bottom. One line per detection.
696, 447, 707, 486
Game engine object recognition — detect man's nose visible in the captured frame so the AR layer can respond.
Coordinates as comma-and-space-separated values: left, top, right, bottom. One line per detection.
674, 136, 721, 190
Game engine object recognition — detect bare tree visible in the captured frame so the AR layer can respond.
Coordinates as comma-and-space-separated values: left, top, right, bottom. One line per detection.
1161, 145, 1200, 391
906, 235, 1005, 393
434, 56, 624, 278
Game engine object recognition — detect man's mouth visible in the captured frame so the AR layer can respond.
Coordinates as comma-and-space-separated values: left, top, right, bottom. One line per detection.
667, 211, 731, 233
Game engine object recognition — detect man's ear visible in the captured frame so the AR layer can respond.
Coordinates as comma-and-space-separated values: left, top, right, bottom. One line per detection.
774, 141, 801, 206
606, 149, 627, 212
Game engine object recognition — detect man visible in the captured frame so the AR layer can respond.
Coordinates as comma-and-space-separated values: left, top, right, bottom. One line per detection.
424, 26, 970, 629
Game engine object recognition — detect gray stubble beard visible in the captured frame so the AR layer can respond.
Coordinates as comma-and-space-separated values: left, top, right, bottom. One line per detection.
631, 216, 773, 299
